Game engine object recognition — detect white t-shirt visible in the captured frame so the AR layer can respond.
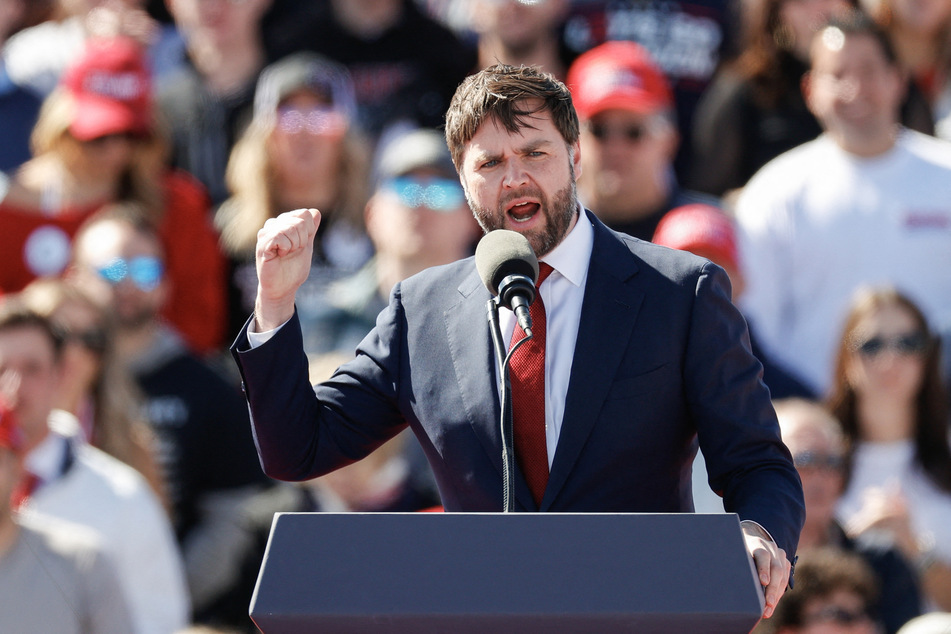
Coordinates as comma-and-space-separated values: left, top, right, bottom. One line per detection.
735, 130, 951, 393
836, 439, 951, 564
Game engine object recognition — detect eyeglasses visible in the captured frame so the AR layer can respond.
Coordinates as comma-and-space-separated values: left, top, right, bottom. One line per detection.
803, 606, 870, 626
384, 177, 466, 212
586, 121, 651, 143
277, 106, 347, 136
793, 451, 844, 472
96, 256, 164, 291
60, 327, 108, 354
852, 332, 928, 358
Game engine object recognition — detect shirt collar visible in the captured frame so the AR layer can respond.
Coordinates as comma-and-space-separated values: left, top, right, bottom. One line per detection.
24, 428, 67, 483
539, 203, 593, 289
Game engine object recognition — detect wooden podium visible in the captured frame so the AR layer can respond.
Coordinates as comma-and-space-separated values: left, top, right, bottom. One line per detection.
250, 512, 764, 633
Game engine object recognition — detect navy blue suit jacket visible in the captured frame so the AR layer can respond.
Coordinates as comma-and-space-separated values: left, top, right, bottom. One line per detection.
232, 210, 804, 556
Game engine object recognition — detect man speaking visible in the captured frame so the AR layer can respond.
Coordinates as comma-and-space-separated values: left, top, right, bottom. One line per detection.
231, 64, 804, 619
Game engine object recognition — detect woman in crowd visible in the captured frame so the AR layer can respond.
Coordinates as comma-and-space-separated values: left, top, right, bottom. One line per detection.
19, 277, 167, 509
866, 0, 951, 108
0, 35, 226, 354
215, 52, 373, 343
829, 286, 951, 611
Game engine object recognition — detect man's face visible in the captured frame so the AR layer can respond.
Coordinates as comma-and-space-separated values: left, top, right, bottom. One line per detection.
473, 0, 568, 54
782, 420, 845, 530
0, 327, 59, 449
577, 108, 677, 221
71, 220, 168, 332
458, 102, 581, 257
806, 29, 904, 142
367, 168, 479, 265
167, 0, 271, 49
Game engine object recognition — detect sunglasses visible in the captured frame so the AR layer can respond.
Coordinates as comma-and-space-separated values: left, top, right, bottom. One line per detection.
96, 256, 164, 291
60, 327, 109, 354
277, 106, 347, 136
586, 121, 651, 143
803, 606, 870, 626
385, 177, 466, 212
792, 451, 844, 472
852, 332, 928, 358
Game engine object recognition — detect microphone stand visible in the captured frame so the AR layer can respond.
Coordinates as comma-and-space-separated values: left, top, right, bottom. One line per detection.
487, 297, 530, 513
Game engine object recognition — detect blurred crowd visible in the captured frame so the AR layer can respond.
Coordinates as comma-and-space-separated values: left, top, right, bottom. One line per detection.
0, 0, 949, 632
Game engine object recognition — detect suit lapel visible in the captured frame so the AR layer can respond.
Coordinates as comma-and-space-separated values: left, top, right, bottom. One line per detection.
542, 216, 644, 509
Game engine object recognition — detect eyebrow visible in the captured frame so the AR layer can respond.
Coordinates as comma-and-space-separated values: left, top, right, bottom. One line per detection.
472, 138, 555, 164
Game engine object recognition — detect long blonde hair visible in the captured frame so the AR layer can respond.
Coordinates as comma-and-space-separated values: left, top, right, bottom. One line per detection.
26, 88, 168, 221
215, 117, 371, 257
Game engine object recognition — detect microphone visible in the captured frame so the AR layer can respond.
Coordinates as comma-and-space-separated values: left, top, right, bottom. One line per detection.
475, 230, 539, 336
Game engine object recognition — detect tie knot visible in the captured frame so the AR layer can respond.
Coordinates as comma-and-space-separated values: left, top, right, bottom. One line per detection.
536, 262, 555, 289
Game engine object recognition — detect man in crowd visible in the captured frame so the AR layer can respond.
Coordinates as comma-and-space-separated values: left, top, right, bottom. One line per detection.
0, 296, 189, 634
0, 396, 134, 633
735, 11, 951, 394
567, 40, 720, 241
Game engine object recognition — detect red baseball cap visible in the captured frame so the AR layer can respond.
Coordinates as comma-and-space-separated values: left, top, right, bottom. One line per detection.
62, 37, 152, 141
652, 204, 739, 272
0, 397, 23, 455
567, 41, 673, 120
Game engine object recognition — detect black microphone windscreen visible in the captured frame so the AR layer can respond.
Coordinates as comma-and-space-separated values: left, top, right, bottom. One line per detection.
475, 230, 539, 296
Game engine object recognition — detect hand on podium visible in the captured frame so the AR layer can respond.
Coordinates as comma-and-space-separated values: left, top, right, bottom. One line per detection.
742, 520, 791, 619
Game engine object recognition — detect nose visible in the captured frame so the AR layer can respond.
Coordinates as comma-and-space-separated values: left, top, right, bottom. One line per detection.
502, 158, 529, 189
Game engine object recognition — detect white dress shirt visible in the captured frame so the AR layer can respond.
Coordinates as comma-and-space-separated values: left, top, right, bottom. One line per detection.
496, 207, 593, 466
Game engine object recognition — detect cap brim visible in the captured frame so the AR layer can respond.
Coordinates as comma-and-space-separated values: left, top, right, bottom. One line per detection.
69, 97, 147, 141
577, 92, 666, 119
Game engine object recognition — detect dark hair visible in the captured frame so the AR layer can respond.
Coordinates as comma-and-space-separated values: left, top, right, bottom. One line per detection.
814, 10, 901, 68
733, 0, 859, 107
827, 286, 951, 494
767, 547, 878, 630
444, 64, 579, 170
0, 297, 65, 360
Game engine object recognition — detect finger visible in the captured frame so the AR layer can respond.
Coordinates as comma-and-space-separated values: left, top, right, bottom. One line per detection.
258, 211, 315, 259
761, 554, 790, 619
257, 219, 295, 261
278, 209, 320, 254
753, 548, 771, 587
288, 207, 322, 236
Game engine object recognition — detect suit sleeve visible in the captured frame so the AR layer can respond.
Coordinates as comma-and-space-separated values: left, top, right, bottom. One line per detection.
230, 292, 409, 482
685, 261, 805, 557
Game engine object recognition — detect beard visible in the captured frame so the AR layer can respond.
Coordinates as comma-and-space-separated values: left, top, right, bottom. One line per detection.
467, 177, 579, 258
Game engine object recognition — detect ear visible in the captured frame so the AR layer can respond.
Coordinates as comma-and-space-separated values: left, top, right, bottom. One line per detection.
571, 139, 582, 182
364, 195, 384, 244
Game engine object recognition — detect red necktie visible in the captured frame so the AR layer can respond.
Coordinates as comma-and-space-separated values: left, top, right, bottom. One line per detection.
509, 262, 554, 506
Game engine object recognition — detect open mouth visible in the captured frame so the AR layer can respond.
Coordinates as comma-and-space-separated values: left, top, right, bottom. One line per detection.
507, 200, 541, 223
